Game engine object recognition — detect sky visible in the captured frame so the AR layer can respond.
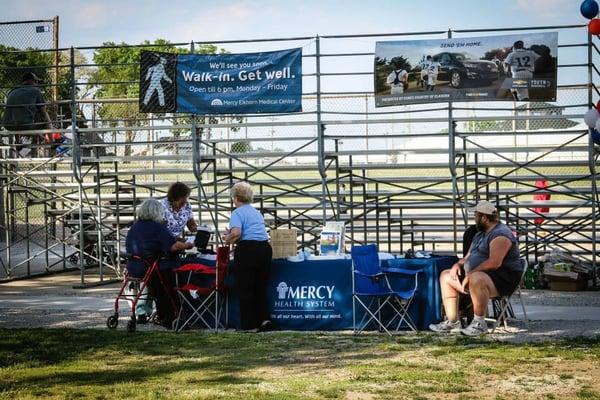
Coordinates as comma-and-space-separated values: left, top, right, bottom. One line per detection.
0, 0, 587, 48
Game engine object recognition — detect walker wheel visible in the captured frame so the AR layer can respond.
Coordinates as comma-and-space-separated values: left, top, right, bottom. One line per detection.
106, 314, 119, 329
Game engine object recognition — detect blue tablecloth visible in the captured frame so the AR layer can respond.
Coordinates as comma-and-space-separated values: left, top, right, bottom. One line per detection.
268, 258, 352, 330
382, 257, 457, 329
267, 256, 457, 331
183, 255, 456, 331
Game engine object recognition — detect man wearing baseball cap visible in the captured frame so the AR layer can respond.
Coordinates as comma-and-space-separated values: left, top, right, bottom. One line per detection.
2, 72, 54, 157
429, 200, 523, 336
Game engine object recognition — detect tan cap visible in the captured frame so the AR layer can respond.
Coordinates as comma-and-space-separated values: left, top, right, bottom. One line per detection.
472, 200, 497, 215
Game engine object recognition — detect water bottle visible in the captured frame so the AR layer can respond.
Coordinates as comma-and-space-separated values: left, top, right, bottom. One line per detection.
303, 248, 312, 259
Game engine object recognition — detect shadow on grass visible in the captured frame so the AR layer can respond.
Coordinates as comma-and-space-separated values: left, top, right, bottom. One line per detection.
0, 329, 599, 395
0, 361, 262, 392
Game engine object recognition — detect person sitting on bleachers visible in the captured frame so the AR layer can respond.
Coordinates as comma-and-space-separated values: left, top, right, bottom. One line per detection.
429, 201, 523, 336
2, 72, 54, 157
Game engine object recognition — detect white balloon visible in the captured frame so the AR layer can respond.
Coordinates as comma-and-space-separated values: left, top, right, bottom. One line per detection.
584, 108, 600, 128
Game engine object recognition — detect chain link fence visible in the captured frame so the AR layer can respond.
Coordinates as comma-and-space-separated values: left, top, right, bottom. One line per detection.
0, 22, 597, 281
0, 18, 63, 278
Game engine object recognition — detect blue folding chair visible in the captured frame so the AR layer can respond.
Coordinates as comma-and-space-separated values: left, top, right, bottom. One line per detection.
351, 244, 422, 335
381, 260, 423, 332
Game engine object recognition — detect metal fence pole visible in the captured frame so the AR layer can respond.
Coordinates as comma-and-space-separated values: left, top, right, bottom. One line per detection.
447, 28, 461, 254
588, 31, 598, 284
189, 41, 205, 234
316, 35, 326, 226
69, 46, 85, 285
52, 16, 59, 103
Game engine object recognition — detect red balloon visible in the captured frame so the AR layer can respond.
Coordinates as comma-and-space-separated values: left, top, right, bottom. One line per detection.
596, 100, 600, 112
52, 132, 61, 140
589, 19, 600, 35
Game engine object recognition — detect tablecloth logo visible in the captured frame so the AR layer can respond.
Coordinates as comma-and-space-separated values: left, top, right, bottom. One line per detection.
276, 282, 289, 299
275, 281, 335, 300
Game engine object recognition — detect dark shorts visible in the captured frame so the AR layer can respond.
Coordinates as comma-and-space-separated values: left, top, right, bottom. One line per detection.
485, 267, 522, 297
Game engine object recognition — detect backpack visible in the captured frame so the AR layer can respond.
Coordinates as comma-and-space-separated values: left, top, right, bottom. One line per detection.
392, 70, 402, 85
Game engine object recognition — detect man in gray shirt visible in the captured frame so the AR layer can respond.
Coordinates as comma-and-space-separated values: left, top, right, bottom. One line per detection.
430, 201, 523, 336
2, 72, 53, 157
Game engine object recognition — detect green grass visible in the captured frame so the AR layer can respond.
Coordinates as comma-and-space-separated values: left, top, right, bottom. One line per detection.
0, 330, 599, 399
577, 388, 600, 400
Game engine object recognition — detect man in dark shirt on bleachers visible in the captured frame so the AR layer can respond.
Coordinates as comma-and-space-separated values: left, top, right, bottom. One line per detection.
2, 72, 54, 157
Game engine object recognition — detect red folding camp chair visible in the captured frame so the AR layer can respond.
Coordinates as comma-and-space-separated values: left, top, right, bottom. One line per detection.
106, 255, 178, 333
173, 246, 230, 332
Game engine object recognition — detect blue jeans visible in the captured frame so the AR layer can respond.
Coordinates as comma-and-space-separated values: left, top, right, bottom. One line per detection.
136, 286, 154, 317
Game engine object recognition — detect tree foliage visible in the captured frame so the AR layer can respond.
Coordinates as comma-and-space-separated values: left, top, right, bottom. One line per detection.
90, 39, 191, 120
1, 39, 245, 157
464, 119, 511, 132
231, 140, 252, 153
0, 45, 91, 126
0, 45, 53, 91
89, 40, 230, 155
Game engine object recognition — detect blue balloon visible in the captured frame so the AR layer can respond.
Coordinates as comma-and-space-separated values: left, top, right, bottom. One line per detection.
581, 0, 599, 19
592, 128, 600, 145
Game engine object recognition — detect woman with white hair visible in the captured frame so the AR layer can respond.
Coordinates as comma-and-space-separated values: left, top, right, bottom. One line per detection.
126, 198, 192, 326
135, 182, 197, 323
223, 182, 273, 332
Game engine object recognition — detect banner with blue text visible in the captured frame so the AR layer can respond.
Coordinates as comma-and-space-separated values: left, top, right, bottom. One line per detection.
139, 48, 302, 114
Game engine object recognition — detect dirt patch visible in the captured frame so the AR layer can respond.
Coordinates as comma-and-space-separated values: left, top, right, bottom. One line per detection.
345, 391, 375, 400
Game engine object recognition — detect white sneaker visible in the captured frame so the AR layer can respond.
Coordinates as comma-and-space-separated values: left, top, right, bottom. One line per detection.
461, 319, 488, 336
429, 319, 461, 333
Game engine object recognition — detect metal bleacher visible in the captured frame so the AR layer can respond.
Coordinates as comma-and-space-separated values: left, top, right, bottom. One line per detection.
0, 22, 598, 286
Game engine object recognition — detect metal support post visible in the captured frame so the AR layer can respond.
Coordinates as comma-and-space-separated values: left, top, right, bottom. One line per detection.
316, 35, 327, 225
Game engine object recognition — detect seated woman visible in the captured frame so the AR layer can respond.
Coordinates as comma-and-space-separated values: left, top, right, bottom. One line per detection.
223, 182, 273, 332
161, 182, 198, 239
136, 182, 198, 322
125, 198, 192, 327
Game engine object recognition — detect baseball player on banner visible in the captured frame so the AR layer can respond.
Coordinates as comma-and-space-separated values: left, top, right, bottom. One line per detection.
425, 55, 441, 91
503, 40, 540, 101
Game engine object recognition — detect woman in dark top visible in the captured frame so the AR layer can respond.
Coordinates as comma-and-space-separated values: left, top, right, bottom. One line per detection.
125, 198, 192, 326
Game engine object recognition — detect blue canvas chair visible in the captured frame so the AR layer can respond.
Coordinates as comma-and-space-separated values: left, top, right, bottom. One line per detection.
351, 244, 422, 335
